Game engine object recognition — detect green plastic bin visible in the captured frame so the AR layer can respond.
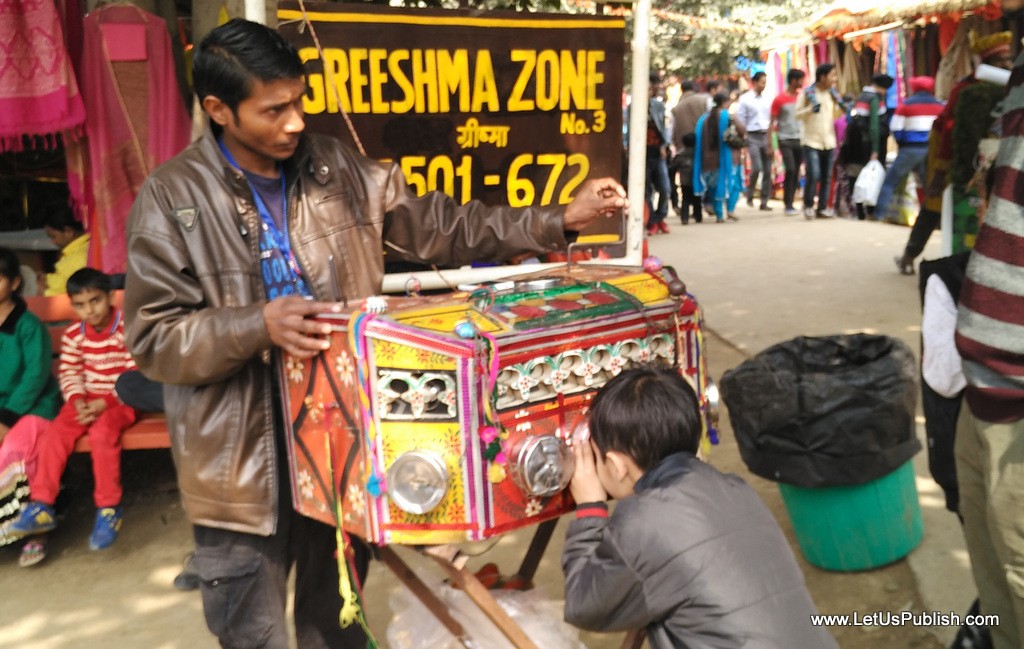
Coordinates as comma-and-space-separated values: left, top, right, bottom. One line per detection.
778, 460, 923, 571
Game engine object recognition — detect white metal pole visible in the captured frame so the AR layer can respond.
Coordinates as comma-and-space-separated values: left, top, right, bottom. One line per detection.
245, 0, 267, 24
940, 184, 952, 256
624, 0, 652, 267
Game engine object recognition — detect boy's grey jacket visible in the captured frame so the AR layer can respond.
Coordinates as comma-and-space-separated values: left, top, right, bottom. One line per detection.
562, 452, 839, 648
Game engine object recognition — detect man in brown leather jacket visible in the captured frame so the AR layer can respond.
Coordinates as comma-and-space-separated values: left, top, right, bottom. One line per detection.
124, 19, 625, 649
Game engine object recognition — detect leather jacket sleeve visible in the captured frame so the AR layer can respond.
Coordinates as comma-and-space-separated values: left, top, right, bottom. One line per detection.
378, 161, 571, 267
124, 174, 273, 387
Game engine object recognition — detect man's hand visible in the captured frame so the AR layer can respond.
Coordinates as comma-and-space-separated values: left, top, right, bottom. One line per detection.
264, 296, 342, 360
569, 438, 608, 504
563, 178, 629, 232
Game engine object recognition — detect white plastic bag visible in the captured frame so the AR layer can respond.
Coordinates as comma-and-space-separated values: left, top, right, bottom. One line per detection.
386, 575, 586, 649
852, 159, 885, 206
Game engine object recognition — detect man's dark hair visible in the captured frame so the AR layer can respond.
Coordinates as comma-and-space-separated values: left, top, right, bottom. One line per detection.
751, 71, 767, 82
67, 267, 112, 296
192, 18, 305, 113
649, 70, 662, 85
815, 63, 836, 82
872, 73, 895, 90
587, 367, 702, 471
681, 80, 695, 92
43, 205, 84, 233
706, 79, 720, 93
787, 68, 807, 85
0, 246, 23, 294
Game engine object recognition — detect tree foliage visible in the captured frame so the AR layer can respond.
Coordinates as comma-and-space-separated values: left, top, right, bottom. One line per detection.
365, 0, 815, 76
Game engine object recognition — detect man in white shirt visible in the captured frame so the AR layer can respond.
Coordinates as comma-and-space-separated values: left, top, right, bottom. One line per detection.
736, 71, 773, 211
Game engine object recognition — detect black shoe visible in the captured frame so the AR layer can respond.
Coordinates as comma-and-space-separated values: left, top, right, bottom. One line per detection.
173, 552, 200, 591
759, 205, 772, 211
950, 599, 993, 649
894, 255, 915, 275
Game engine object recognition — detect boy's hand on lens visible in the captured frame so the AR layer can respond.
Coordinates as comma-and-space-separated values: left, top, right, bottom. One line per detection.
569, 438, 607, 504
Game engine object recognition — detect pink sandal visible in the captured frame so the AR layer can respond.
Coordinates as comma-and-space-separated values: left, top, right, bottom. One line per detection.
18, 537, 47, 568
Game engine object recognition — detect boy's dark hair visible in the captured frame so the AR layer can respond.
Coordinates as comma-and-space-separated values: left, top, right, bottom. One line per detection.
787, 68, 807, 85
706, 79, 720, 93
0, 246, 23, 293
43, 204, 84, 233
587, 367, 702, 471
872, 73, 895, 89
681, 80, 695, 92
751, 71, 767, 82
815, 63, 836, 82
67, 268, 112, 296
192, 18, 305, 114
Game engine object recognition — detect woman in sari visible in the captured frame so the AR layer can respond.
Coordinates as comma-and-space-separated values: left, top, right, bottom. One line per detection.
693, 92, 746, 222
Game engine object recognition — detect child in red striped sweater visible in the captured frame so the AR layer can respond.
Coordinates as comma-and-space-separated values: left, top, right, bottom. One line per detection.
7, 268, 137, 551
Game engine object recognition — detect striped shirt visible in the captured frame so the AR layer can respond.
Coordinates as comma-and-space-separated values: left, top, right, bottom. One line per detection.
890, 93, 945, 148
955, 59, 1024, 422
58, 308, 135, 404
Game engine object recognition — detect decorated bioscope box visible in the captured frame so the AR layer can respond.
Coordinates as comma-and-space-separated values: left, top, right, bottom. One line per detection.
280, 265, 714, 545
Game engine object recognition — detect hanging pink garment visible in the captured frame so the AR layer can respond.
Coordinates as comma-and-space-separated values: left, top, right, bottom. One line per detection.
67, 4, 191, 274
0, 0, 85, 151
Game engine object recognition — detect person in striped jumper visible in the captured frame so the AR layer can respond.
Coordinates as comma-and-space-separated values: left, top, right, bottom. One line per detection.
6, 268, 137, 551
875, 76, 945, 222
954, 51, 1024, 649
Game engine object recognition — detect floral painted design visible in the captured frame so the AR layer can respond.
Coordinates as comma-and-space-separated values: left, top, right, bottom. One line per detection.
298, 469, 315, 501
286, 357, 305, 383
304, 396, 324, 424
524, 498, 543, 517
335, 350, 355, 386
345, 483, 366, 522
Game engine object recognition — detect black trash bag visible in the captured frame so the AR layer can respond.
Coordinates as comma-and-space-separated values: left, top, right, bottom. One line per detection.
719, 334, 920, 488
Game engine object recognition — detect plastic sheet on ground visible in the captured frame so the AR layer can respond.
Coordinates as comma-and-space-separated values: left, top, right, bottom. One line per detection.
386, 571, 586, 649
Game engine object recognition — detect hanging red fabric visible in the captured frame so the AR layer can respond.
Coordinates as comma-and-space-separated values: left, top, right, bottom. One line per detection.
65, 4, 191, 274
0, 0, 86, 151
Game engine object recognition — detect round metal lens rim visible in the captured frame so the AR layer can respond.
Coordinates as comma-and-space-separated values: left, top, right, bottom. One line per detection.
386, 450, 449, 515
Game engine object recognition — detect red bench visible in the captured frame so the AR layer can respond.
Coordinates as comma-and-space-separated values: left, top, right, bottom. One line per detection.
24, 291, 170, 453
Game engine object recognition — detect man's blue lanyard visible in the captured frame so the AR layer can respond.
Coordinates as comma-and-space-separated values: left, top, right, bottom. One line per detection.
218, 139, 310, 298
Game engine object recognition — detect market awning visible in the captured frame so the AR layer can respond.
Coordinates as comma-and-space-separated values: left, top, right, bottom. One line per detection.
808, 0, 999, 37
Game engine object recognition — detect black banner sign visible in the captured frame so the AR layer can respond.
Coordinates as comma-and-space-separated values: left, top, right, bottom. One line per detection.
277, 3, 624, 209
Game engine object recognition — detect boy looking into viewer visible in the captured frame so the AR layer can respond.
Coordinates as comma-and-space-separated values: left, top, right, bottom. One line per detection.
562, 367, 838, 648
7, 268, 137, 551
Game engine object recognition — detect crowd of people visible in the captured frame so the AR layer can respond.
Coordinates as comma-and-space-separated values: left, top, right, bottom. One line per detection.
638, 32, 1007, 252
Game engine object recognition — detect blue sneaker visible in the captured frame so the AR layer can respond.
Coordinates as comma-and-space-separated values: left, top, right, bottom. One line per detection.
7, 502, 58, 541
89, 506, 123, 551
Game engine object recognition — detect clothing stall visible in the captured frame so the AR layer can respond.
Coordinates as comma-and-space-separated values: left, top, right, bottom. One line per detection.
0, 0, 192, 279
